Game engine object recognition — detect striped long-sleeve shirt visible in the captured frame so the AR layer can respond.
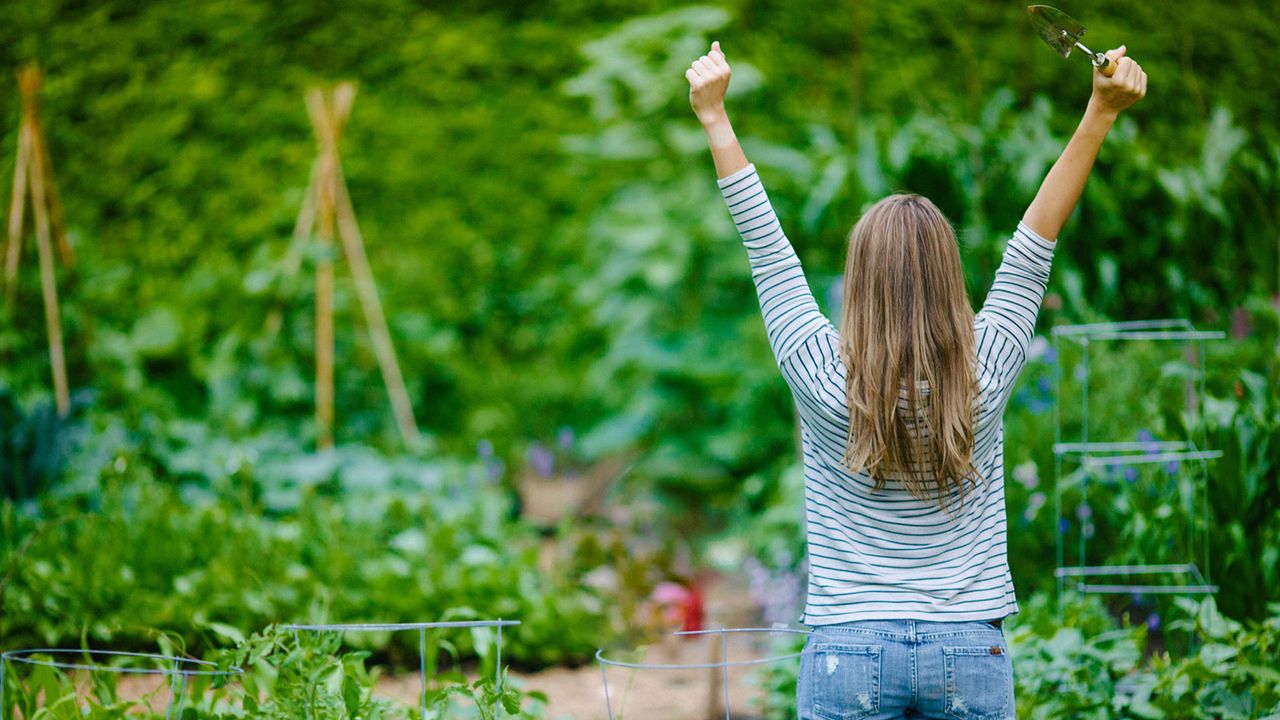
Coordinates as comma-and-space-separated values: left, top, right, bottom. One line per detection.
719, 164, 1056, 624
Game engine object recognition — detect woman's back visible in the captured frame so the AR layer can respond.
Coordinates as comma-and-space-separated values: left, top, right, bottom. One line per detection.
717, 164, 1057, 623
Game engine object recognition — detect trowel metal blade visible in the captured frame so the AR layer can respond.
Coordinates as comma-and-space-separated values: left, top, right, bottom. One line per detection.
1028, 5, 1087, 58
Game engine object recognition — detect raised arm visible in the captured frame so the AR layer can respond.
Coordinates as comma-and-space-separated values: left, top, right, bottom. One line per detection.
686, 41, 748, 180
1021, 46, 1147, 241
976, 48, 1147, 410
686, 43, 839, 390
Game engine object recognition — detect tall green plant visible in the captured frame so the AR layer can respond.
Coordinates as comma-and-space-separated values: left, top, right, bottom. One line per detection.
1203, 369, 1280, 621
217, 625, 543, 720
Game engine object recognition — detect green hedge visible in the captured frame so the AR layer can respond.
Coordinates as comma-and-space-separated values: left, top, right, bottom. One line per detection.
1, 1, 1275, 457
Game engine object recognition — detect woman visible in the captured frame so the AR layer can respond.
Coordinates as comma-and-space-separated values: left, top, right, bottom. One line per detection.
685, 41, 1145, 718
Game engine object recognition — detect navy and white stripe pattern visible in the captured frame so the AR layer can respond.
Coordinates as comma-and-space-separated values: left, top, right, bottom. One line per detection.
718, 164, 1057, 624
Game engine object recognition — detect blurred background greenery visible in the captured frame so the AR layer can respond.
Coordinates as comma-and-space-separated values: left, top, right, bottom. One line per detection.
1, 1, 1278, 718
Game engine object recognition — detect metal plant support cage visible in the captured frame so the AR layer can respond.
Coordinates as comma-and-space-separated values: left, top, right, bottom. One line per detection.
0, 648, 244, 720
595, 626, 813, 720
1052, 319, 1224, 606
281, 620, 519, 720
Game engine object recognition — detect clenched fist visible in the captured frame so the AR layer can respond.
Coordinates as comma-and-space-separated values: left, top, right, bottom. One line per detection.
686, 41, 731, 127
1090, 45, 1147, 116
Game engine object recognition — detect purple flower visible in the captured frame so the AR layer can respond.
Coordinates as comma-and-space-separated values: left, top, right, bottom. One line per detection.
1130, 591, 1146, 607
556, 426, 575, 451
526, 442, 554, 478
1136, 428, 1155, 444
1124, 467, 1138, 483
477, 439, 494, 459
1044, 346, 1057, 365
1037, 377, 1052, 394
486, 459, 506, 481
1076, 503, 1092, 520
1165, 461, 1180, 475
1058, 518, 1070, 535
1147, 612, 1161, 632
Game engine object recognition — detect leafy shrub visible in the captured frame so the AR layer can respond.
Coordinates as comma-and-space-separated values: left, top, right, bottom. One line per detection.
0, 444, 611, 668
217, 625, 545, 720
0, 626, 547, 719
1203, 368, 1280, 621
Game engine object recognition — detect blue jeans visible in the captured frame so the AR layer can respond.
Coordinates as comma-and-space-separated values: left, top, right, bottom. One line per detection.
797, 619, 1014, 719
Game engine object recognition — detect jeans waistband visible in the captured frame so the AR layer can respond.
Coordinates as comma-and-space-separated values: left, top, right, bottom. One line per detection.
807, 618, 1004, 643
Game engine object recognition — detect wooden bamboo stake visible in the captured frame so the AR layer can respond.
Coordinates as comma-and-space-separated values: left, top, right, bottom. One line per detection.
306, 88, 343, 450
7, 65, 71, 298
333, 160, 421, 446
4, 64, 70, 415
36, 117, 72, 267
4, 122, 30, 300
298, 82, 419, 449
263, 157, 320, 340
314, 241, 335, 444
287, 159, 321, 278
314, 195, 335, 449
29, 120, 69, 415
21, 68, 69, 414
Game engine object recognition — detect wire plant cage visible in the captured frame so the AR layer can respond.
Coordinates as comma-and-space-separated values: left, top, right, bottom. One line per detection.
1051, 319, 1224, 605
281, 619, 519, 720
595, 626, 812, 720
0, 648, 244, 720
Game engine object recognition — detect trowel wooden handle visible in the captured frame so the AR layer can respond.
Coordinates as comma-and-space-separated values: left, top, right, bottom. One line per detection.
1094, 53, 1118, 77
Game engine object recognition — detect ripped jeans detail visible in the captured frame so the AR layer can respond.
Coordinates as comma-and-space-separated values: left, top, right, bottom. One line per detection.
808, 643, 881, 719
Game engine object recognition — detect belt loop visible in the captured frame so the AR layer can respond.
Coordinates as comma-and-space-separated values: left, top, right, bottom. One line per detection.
907, 620, 916, 643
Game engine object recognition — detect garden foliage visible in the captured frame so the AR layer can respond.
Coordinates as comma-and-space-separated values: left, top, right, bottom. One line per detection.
0, 0, 1277, 713
0, 626, 547, 719
0, 440, 612, 667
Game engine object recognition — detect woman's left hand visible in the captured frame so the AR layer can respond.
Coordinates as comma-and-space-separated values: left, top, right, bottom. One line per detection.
1088, 46, 1147, 118
686, 41, 731, 126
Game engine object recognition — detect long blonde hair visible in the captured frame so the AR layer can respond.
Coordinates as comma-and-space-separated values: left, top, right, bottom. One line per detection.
839, 194, 979, 509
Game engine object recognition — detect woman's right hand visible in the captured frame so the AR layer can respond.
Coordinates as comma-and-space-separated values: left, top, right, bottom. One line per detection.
686, 41, 731, 126
1089, 46, 1147, 117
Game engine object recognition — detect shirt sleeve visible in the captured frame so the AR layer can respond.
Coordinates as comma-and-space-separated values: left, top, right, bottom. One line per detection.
718, 164, 838, 365
974, 221, 1057, 411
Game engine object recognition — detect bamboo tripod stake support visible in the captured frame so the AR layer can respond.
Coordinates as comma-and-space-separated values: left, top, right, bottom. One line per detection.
302, 83, 421, 450
4, 64, 72, 415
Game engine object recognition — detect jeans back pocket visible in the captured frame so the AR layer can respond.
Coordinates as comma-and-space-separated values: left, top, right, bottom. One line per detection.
810, 642, 881, 720
942, 645, 1012, 719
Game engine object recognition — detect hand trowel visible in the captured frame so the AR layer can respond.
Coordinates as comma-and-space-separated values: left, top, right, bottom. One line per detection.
1028, 5, 1119, 77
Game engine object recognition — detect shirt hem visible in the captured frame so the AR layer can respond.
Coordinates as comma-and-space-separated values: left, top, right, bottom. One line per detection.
801, 603, 1019, 626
